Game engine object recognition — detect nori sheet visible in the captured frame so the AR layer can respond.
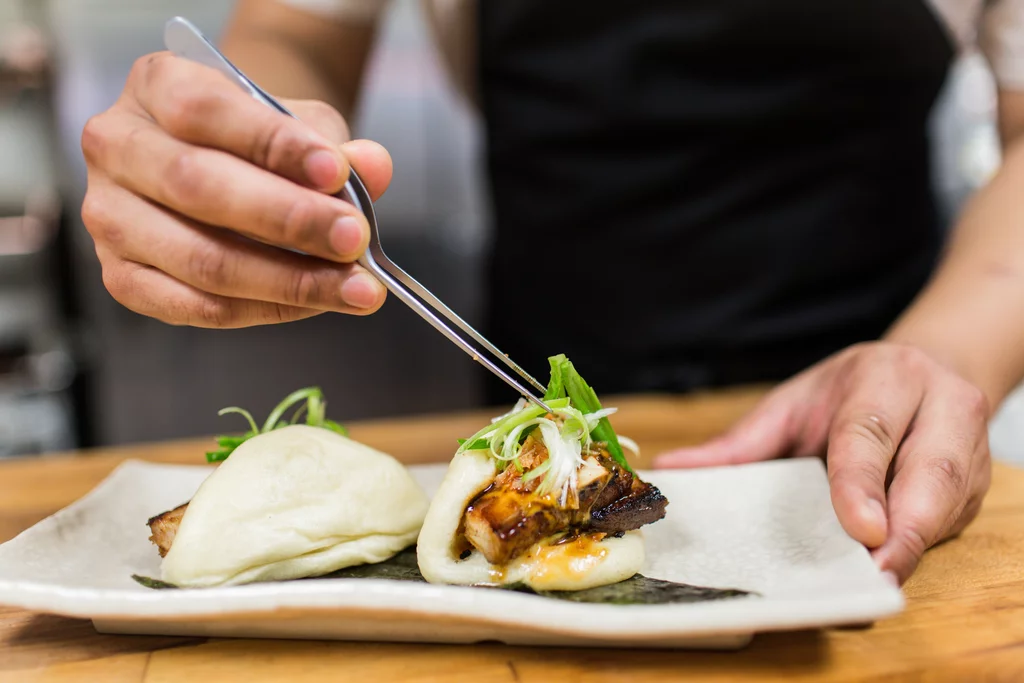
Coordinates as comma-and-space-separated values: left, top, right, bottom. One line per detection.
133, 547, 754, 604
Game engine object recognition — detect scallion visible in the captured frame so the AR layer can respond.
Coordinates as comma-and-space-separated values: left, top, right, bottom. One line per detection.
205, 387, 348, 463
454, 354, 637, 502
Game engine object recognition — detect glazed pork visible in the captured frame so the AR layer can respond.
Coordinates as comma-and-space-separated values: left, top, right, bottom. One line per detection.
459, 434, 668, 565
147, 503, 189, 557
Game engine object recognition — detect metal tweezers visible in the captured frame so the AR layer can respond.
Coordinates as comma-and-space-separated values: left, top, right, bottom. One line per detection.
164, 16, 553, 412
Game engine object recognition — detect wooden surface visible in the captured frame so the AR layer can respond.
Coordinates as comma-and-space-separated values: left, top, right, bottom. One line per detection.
2, 388, 1024, 682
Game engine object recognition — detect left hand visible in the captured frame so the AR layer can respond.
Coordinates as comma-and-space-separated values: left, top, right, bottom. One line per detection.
653, 341, 993, 585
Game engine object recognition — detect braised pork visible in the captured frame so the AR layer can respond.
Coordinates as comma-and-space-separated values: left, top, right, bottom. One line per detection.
147, 503, 188, 557
460, 435, 668, 565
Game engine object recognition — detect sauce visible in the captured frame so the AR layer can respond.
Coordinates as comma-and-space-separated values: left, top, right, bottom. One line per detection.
455, 437, 654, 580
519, 533, 610, 588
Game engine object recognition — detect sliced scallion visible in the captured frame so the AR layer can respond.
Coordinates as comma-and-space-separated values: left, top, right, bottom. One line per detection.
454, 354, 637, 493
205, 387, 348, 464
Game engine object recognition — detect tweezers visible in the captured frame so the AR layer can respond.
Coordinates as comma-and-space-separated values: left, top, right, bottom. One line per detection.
163, 16, 552, 412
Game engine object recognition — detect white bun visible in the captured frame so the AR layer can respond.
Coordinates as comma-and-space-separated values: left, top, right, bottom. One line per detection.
162, 425, 429, 587
417, 450, 644, 591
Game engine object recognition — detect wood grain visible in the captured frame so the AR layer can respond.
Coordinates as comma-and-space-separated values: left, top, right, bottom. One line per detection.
1, 388, 1023, 682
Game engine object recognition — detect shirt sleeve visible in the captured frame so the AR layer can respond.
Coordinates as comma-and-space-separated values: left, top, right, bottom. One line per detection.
275, 0, 391, 22
979, 0, 1024, 90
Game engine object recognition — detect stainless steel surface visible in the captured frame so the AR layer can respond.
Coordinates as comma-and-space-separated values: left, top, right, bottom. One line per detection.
164, 16, 551, 412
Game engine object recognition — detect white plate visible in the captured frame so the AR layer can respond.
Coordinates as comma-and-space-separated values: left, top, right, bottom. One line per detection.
0, 457, 902, 649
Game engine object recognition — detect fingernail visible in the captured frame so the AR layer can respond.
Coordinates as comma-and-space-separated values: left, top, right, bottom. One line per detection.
329, 216, 365, 257
304, 150, 340, 189
880, 570, 900, 588
340, 273, 382, 309
865, 498, 886, 527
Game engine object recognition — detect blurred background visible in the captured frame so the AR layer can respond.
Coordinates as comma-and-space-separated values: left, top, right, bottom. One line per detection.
0, 0, 1022, 461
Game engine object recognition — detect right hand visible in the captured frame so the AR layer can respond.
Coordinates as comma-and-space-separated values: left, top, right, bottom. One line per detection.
81, 51, 392, 328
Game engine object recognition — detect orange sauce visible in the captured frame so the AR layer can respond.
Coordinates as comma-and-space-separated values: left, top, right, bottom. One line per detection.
521, 533, 610, 586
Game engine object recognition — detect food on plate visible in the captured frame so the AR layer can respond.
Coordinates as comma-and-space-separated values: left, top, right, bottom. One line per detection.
417, 355, 668, 591
135, 543, 754, 606
147, 503, 186, 557
146, 388, 430, 588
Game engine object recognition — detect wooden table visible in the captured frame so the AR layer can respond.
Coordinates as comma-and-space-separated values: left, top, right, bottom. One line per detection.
2, 388, 1023, 682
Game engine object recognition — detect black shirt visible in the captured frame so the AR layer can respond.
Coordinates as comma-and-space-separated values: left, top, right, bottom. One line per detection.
477, 0, 954, 403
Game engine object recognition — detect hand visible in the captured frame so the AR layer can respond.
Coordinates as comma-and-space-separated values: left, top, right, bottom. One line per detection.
653, 342, 993, 585
80, 51, 392, 328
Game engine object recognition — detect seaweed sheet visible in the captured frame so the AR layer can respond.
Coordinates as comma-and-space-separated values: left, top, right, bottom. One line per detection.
133, 548, 754, 605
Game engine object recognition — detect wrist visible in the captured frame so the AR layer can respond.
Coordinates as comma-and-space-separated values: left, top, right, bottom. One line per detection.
883, 322, 1004, 416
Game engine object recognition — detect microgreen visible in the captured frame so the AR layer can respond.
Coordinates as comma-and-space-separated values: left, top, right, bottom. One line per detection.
454, 354, 635, 501
205, 386, 348, 463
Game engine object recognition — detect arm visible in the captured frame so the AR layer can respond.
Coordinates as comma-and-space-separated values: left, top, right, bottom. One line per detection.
656, 89, 1024, 584
884, 89, 1024, 411
220, 0, 380, 118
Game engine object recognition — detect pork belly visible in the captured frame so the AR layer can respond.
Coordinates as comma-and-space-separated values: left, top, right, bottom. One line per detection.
463, 488, 571, 565
589, 475, 669, 533
147, 503, 188, 557
460, 436, 668, 565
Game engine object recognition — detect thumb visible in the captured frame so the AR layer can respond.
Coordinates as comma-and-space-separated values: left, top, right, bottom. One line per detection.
340, 139, 393, 201
285, 100, 393, 201
652, 386, 803, 469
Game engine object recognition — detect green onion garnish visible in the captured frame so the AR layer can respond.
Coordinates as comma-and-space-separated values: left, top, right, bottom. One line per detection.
205, 386, 348, 463
454, 354, 635, 494
549, 355, 632, 473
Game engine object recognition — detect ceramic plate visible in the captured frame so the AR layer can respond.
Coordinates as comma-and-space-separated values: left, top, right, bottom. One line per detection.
0, 457, 902, 649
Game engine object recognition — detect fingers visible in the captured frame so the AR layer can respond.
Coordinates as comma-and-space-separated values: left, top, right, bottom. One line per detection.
130, 53, 352, 193
871, 377, 990, 584
340, 139, 393, 201
652, 381, 807, 469
96, 246, 323, 329
286, 99, 353, 144
83, 179, 386, 314
650, 340, 992, 587
825, 355, 925, 549
125, 54, 395, 200
286, 104, 392, 199
80, 51, 396, 330
86, 111, 370, 263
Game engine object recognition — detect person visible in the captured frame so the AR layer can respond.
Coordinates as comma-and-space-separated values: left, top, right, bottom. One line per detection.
79, 0, 1024, 585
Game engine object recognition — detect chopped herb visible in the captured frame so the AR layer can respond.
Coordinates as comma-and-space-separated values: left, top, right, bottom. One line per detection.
557, 358, 632, 472
457, 437, 490, 450
216, 435, 252, 449
206, 387, 348, 463
454, 354, 635, 476
543, 354, 567, 401
542, 354, 631, 471
323, 419, 349, 437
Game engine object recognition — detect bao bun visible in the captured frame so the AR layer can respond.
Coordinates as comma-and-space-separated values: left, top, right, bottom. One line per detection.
162, 425, 429, 587
417, 450, 644, 591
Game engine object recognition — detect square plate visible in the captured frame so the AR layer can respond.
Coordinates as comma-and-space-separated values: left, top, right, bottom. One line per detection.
0, 457, 902, 649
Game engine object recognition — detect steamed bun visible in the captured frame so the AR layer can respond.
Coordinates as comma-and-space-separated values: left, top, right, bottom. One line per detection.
417, 450, 644, 591
162, 425, 429, 587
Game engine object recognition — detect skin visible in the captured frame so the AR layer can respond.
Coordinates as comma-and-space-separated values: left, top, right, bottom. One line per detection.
81, 1, 389, 328
656, 115, 1024, 585
81, 1, 1024, 584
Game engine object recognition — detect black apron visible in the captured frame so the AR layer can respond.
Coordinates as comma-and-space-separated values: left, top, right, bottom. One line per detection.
477, 1, 954, 404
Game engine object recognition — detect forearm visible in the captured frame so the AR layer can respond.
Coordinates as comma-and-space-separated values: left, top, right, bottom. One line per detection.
219, 0, 377, 119
886, 137, 1024, 412
220, 32, 345, 111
